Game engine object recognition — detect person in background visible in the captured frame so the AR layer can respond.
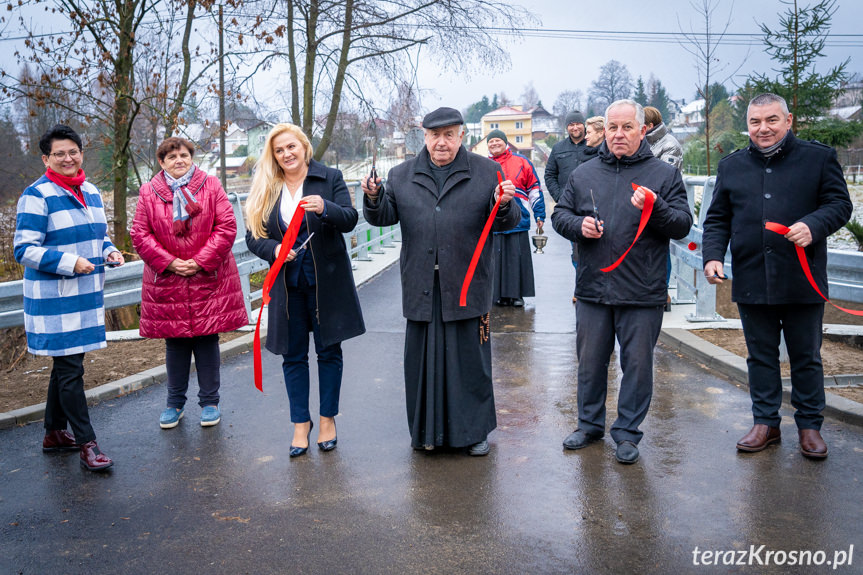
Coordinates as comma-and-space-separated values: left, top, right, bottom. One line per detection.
551, 100, 692, 464
643, 106, 683, 170
131, 137, 247, 430
584, 116, 605, 149
545, 111, 595, 303
14, 124, 124, 472
702, 93, 851, 459
245, 123, 365, 458
362, 107, 518, 456
643, 106, 684, 312
486, 129, 545, 308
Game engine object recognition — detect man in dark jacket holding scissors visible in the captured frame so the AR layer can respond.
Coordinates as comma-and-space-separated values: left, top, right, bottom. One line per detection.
361, 107, 519, 456
702, 93, 851, 459
552, 99, 692, 464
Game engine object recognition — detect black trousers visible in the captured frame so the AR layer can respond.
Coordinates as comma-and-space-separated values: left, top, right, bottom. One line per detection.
575, 301, 664, 445
737, 303, 825, 430
44, 353, 96, 444
165, 334, 222, 408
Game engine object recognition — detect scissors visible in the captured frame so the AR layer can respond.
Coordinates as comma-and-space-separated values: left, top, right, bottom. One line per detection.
93, 261, 122, 267
369, 147, 378, 185
294, 231, 315, 254
589, 189, 602, 233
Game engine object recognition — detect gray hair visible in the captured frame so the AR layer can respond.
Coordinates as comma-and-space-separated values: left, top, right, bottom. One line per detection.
748, 93, 789, 116
605, 99, 645, 127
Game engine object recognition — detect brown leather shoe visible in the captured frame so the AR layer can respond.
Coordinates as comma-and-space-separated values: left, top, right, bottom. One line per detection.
798, 428, 828, 459
42, 430, 79, 452
736, 424, 781, 452
79, 441, 114, 471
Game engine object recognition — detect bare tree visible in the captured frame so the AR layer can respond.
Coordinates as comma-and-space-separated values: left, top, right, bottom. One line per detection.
1, 0, 226, 248
553, 89, 585, 127
386, 81, 422, 134
589, 60, 633, 113
678, 0, 745, 175
520, 82, 540, 109
243, 0, 535, 161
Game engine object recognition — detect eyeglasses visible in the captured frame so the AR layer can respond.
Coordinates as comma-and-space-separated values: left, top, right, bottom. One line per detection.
48, 149, 81, 160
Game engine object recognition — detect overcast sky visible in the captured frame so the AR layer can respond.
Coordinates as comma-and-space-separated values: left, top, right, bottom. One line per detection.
414, 0, 863, 113
1, 0, 861, 121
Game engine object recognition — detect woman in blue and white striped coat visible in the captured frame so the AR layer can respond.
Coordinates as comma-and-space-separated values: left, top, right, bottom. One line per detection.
14, 125, 124, 472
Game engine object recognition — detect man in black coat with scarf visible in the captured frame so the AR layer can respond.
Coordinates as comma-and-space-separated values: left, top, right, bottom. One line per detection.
361, 107, 519, 456
702, 93, 852, 459
551, 100, 692, 464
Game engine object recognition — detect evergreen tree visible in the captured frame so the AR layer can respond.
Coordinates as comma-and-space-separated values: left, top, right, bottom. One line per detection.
634, 76, 648, 106
732, 80, 760, 132
647, 76, 671, 123
749, 0, 848, 130
464, 95, 492, 123
491, 94, 499, 110
0, 108, 37, 202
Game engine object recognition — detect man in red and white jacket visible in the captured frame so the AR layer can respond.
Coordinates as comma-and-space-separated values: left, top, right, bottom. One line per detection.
487, 129, 545, 307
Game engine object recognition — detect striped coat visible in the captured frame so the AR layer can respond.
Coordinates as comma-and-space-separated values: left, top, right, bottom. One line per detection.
13, 174, 118, 356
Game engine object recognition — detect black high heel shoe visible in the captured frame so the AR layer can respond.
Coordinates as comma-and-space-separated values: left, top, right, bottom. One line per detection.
317, 420, 338, 452
290, 421, 313, 458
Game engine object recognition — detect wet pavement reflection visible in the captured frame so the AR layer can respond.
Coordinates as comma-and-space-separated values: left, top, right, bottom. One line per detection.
1, 223, 861, 574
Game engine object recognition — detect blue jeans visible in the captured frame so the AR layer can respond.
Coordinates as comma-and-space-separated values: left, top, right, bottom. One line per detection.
281, 280, 343, 423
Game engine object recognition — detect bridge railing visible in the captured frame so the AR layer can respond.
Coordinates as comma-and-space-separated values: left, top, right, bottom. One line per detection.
673, 176, 863, 322
0, 182, 399, 329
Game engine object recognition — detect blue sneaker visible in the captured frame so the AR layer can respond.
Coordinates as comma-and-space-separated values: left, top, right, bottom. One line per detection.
200, 405, 221, 427
160, 407, 184, 429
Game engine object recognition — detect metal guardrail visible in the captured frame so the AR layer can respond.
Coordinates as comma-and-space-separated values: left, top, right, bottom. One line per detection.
0, 182, 400, 329
673, 176, 863, 322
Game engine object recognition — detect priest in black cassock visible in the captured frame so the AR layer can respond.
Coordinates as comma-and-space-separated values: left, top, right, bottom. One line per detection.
362, 108, 519, 455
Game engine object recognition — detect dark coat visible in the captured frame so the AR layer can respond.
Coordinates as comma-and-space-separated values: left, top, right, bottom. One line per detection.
132, 168, 247, 338
551, 139, 692, 306
544, 137, 596, 202
245, 160, 365, 354
701, 132, 852, 304
363, 146, 520, 322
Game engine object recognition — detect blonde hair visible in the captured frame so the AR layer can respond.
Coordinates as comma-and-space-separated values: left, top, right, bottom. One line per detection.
245, 123, 313, 239
585, 116, 605, 132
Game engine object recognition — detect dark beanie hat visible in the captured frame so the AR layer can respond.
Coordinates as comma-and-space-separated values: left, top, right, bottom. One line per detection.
564, 111, 586, 126
486, 129, 508, 145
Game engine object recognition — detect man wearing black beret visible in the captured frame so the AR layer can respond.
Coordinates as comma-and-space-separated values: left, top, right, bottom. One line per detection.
362, 107, 520, 456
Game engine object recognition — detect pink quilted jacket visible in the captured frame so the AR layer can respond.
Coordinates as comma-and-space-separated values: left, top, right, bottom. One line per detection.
131, 169, 248, 338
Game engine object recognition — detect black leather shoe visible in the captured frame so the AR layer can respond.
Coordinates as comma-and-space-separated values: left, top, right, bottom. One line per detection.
512, 297, 524, 307
468, 440, 490, 456
615, 441, 639, 464
318, 419, 337, 451
290, 421, 313, 458
562, 429, 602, 450
317, 438, 338, 451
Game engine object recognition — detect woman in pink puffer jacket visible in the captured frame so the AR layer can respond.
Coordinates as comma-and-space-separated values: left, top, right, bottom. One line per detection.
131, 137, 247, 430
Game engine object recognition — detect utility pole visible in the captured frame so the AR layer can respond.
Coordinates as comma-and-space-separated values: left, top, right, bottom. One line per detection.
219, 3, 227, 190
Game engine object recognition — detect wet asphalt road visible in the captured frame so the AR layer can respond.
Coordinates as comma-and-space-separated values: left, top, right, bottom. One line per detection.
1, 229, 862, 575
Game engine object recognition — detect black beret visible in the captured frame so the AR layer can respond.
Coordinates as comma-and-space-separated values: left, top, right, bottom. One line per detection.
422, 107, 464, 129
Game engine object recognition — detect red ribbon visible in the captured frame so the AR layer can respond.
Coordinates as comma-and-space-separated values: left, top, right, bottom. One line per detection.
600, 183, 655, 273
254, 201, 307, 391
459, 172, 503, 307
765, 221, 863, 316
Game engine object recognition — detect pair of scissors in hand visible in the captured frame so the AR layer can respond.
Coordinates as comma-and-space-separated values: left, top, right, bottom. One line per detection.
294, 231, 315, 254
590, 189, 602, 233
